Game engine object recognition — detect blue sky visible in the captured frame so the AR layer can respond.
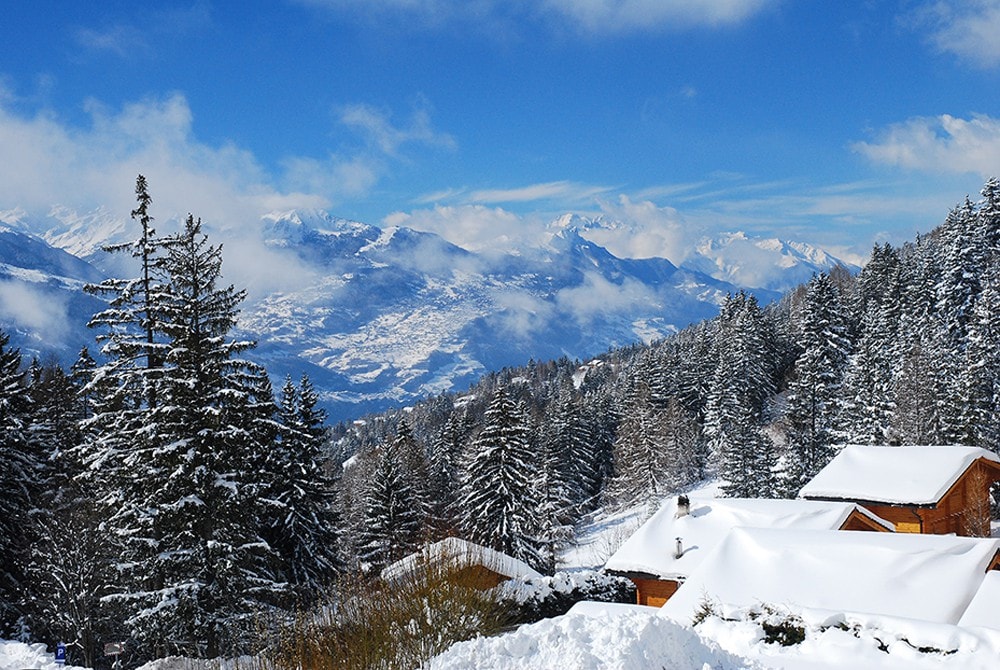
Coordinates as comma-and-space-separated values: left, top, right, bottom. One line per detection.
2, 0, 1000, 263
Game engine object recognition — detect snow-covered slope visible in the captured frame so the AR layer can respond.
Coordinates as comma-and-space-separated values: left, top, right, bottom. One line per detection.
2, 206, 851, 421
0, 221, 105, 359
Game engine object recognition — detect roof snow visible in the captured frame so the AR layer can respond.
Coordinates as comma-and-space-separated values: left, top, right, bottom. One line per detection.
958, 570, 1000, 630
660, 527, 1000, 626
382, 537, 542, 583
604, 496, 891, 581
799, 445, 1000, 505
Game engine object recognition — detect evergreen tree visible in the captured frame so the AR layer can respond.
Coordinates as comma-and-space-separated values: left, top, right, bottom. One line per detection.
782, 273, 851, 495
704, 293, 778, 498
270, 374, 342, 598
357, 443, 423, 572
0, 331, 30, 633
459, 386, 543, 569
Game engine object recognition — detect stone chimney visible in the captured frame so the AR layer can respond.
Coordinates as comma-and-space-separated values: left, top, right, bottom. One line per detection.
675, 494, 690, 518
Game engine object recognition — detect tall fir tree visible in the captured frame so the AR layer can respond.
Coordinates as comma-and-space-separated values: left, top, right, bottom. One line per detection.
459, 386, 544, 569
704, 292, 778, 498
357, 442, 423, 572
269, 374, 342, 599
782, 273, 851, 495
0, 331, 31, 633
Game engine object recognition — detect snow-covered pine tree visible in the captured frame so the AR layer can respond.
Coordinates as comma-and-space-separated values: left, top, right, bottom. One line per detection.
18, 359, 115, 667
459, 386, 544, 570
0, 331, 31, 633
269, 374, 342, 599
607, 379, 671, 506
840, 244, 901, 444
892, 234, 950, 443
704, 292, 779, 498
107, 214, 286, 657
781, 273, 851, 495
425, 408, 470, 538
357, 442, 423, 572
536, 385, 594, 571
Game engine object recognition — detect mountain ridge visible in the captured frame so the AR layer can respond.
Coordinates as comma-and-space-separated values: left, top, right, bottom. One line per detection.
0, 205, 855, 420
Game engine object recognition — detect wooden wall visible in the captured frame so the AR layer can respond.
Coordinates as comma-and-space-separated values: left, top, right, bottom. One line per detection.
860, 460, 997, 537
631, 577, 679, 607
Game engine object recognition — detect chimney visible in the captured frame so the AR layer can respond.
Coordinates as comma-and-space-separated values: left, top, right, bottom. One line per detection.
675, 494, 690, 518
674, 536, 684, 559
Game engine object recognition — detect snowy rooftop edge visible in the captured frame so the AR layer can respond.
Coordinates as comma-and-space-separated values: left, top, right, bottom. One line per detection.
799, 445, 1000, 506
382, 537, 542, 582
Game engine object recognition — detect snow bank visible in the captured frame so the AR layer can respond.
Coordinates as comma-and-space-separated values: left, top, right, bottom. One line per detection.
696, 607, 1000, 670
0, 641, 85, 670
427, 609, 756, 669
959, 570, 1000, 630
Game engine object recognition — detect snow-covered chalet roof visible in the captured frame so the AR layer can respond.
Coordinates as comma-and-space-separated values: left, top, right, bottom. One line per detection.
381, 537, 542, 583
604, 496, 891, 581
958, 570, 1000, 630
799, 445, 1000, 506
660, 527, 1000, 626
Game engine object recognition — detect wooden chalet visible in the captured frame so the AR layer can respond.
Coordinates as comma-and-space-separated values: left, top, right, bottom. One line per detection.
382, 537, 541, 590
799, 445, 1000, 536
603, 496, 892, 607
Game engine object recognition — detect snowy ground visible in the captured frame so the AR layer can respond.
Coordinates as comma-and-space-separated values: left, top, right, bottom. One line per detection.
7, 480, 999, 670
0, 640, 86, 670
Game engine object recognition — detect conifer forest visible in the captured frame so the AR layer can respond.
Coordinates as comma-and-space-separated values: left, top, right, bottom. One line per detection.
1, 176, 1000, 664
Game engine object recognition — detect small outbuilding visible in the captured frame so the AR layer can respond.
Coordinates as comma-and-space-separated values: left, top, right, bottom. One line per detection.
660, 527, 1000, 626
382, 537, 542, 590
604, 496, 892, 607
799, 445, 1000, 536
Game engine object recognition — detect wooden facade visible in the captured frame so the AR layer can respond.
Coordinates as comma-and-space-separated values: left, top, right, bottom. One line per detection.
449, 564, 511, 590
851, 458, 1000, 537
630, 575, 680, 607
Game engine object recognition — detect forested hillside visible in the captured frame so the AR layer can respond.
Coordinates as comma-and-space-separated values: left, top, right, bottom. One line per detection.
0, 178, 998, 665
333, 177, 1000, 572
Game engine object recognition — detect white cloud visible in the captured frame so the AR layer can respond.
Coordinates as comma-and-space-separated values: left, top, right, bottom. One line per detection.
469, 180, 613, 205
338, 102, 456, 157
912, 0, 1000, 68
74, 25, 147, 57
0, 92, 437, 297
852, 113, 1000, 176
295, 0, 777, 34
538, 0, 775, 33
0, 281, 70, 344
588, 196, 698, 264
384, 204, 535, 252
555, 272, 658, 324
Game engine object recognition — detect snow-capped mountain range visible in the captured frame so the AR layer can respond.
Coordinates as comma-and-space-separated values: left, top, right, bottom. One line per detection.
0, 206, 856, 420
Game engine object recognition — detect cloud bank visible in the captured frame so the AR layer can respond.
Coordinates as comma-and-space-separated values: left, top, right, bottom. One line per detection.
853, 113, 1000, 177
912, 0, 1000, 69
295, 0, 778, 34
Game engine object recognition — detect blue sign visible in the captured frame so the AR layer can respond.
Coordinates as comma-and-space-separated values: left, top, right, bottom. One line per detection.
55, 642, 66, 665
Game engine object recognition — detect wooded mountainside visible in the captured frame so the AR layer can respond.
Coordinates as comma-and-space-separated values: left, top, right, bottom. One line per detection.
334, 177, 1000, 571
0, 177, 998, 665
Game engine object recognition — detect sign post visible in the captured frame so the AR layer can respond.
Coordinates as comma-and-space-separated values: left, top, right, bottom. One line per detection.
104, 642, 124, 670
54, 642, 66, 665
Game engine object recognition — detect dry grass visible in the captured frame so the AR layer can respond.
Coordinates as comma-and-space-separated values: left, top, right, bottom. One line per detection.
258, 555, 513, 670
